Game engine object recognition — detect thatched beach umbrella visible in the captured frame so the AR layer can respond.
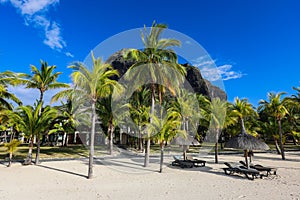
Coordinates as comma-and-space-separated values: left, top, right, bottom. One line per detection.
171, 135, 199, 160
225, 131, 269, 167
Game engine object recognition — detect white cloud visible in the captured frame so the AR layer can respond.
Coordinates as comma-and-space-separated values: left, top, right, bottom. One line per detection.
14, 0, 59, 15
192, 56, 245, 81
1, 0, 71, 54
65, 52, 74, 58
201, 64, 245, 81
44, 22, 66, 50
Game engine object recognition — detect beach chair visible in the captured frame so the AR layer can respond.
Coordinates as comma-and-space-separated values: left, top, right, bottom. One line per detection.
186, 155, 206, 167
171, 155, 194, 168
222, 162, 260, 180
239, 161, 277, 177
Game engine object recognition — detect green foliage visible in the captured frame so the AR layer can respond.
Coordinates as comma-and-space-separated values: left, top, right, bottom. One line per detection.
4, 139, 21, 154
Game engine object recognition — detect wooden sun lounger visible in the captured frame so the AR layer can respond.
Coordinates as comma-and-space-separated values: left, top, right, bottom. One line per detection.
186, 155, 206, 167
223, 162, 260, 180
239, 161, 277, 177
171, 156, 194, 168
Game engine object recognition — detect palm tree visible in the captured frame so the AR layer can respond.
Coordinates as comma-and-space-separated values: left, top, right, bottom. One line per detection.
124, 21, 186, 167
9, 102, 57, 164
258, 92, 288, 160
19, 61, 69, 107
69, 53, 120, 179
4, 139, 21, 167
129, 87, 151, 151
291, 87, 300, 104
149, 102, 182, 173
96, 96, 120, 155
8, 61, 69, 164
175, 90, 200, 160
229, 97, 257, 135
207, 98, 227, 163
285, 87, 300, 144
54, 98, 78, 146
0, 84, 22, 110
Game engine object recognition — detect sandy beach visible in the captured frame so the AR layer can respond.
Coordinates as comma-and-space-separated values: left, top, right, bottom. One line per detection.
1, 151, 300, 200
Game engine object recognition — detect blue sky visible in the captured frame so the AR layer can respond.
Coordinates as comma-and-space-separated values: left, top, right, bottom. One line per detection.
0, 0, 300, 107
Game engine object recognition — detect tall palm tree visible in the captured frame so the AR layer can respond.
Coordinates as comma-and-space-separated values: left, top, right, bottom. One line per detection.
69, 53, 120, 179
207, 98, 227, 163
20, 61, 69, 107
9, 103, 57, 164
124, 21, 186, 167
54, 98, 78, 146
8, 61, 69, 164
175, 90, 200, 160
154, 108, 182, 173
258, 92, 288, 160
96, 95, 122, 155
129, 87, 151, 151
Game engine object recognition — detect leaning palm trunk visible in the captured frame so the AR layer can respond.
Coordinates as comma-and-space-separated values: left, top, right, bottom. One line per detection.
273, 136, 281, 154
159, 142, 164, 173
88, 101, 96, 179
278, 119, 285, 160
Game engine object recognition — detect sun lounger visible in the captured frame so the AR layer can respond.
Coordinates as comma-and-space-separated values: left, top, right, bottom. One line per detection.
186, 155, 206, 167
171, 156, 194, 168
223, 162, 260, 180
239, 161, 277, 177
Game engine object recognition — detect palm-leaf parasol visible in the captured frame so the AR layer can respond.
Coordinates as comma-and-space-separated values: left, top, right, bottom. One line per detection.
225, 130, 269, 167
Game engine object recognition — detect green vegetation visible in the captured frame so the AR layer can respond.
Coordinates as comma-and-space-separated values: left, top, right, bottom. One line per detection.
0, 144, 88, 160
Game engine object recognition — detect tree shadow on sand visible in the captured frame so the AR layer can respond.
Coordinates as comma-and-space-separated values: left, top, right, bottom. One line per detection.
37, 161, 87, 178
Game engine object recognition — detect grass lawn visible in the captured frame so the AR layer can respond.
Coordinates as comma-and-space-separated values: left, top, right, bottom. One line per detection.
1, 142, 299, 162
0, 144, 89, 161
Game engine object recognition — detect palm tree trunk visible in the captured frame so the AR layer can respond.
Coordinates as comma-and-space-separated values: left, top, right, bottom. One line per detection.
214, 143, 218, 163
64, 133, 69, 147
8, 152, 12, 167
144, 138, 150, 167
240, 118, 246, 134
273, 136, 281, 154
138, 126, 143, 151
35, 135, 41, 165
244, 150, 249, 168
278, 119, 285, 160
215, 129, 219, 163
88, 101, 96, 179
38, 91, 44, 114
24, 136, 33, 165
109, 123, 114, 155
144, 86, 155, 167
159, 142, 164, 173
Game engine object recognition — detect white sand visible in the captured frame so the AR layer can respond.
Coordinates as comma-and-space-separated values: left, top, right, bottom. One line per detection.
0, 152, 300, 200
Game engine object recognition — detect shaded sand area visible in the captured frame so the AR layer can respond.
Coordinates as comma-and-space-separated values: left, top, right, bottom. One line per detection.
0, 152, 300, 200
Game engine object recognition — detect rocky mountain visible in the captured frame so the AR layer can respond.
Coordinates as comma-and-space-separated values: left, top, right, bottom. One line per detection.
106, 49, 227, 101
